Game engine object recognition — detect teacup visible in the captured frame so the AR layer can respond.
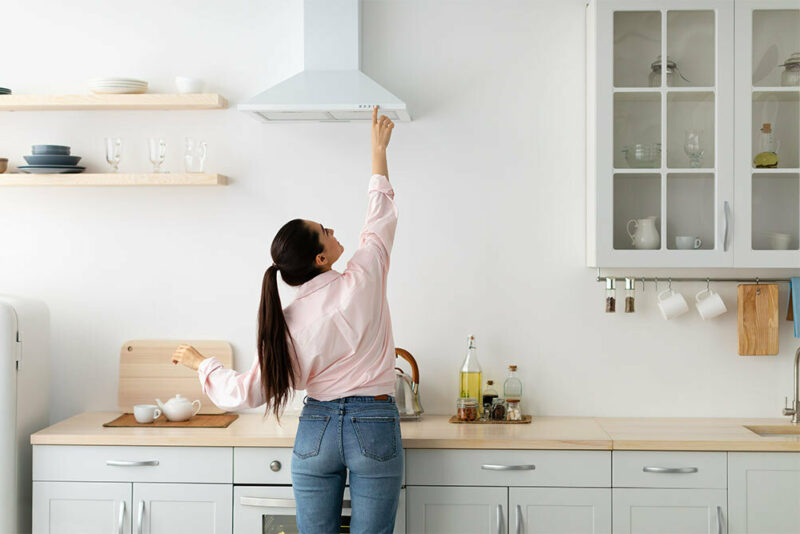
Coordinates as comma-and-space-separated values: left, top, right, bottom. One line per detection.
657, 289, 689, 320
695, 288, 727, 320
133, 404, 162, 424
675, 236, 702, 249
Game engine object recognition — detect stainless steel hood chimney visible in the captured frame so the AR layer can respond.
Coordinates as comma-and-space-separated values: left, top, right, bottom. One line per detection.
238, 0, 410, 122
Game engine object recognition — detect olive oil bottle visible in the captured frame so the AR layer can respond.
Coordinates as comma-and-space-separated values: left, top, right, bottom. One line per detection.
459, 335, 483, 412
754, 123, 779, 168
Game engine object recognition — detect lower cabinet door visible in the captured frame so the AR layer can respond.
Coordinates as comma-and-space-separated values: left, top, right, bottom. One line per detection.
32, 481, 132, 534
509, 488, 610, 534
728, 452, 800, 534
613, 488, 727, 534
407, 486, 508, 534
133, 483, 232, 534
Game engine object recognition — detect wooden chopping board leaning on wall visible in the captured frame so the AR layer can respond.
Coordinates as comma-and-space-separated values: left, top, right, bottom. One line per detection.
119, 340, 233, 414
738, 285, 779, 356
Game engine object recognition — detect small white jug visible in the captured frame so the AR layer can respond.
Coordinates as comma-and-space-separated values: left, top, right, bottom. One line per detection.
627, 216, 660, 249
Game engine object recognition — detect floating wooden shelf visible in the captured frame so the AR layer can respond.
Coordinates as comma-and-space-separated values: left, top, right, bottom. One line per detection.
0, 173, 227, 187
0, 93, 227, 111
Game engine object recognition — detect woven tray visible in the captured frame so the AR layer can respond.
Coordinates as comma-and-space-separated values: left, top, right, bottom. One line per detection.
448, 415, 532, 424
103, 413, 239, 428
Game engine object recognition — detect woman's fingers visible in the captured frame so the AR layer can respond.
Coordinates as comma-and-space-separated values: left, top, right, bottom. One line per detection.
372, 105, 378, 124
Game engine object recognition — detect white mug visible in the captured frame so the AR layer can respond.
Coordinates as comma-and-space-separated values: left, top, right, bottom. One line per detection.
657, 289, 689, 320
695, 288, 727, 320
675, 236, 702, 249
133, 404, 162, 424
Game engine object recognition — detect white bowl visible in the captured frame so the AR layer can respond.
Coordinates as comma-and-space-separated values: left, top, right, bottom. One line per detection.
175, 77, 205, 94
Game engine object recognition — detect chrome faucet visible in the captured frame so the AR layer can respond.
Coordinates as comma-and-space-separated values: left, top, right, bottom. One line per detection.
783, 347, 800, 424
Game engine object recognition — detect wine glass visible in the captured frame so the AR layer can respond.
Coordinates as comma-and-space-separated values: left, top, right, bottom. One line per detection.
684, 129, 705, 168
148, 138, 167, 173
105, 137, 122, 172
184, 137, 207, 173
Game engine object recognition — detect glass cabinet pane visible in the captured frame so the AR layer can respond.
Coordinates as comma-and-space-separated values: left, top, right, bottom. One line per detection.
667, 92, 715, 169
752, 92, 799, 169
615, 93, 661, 168
666, 11, 715, 87
614, 11, 661, 87
751, 173, 800, 250
752, 10, 800, 87
666, 173, 715, 249
614, 174, 661, 250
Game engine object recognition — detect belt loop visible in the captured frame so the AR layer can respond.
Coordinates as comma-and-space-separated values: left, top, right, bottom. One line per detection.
302, 395, 308, 406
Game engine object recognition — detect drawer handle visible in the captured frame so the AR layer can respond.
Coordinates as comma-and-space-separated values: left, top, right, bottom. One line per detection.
642, 466, 698, 474
481, 464, 536, 471
240, 496, 352, 511
106, 460, 160, 467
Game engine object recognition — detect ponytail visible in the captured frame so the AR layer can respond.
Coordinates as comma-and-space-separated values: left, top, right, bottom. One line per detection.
258, 219, 323, 418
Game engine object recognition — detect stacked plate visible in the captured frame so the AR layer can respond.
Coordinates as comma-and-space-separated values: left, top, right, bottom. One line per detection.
0, 88, 11, 95
88, 77, 148, 94
18, 145, 85, 174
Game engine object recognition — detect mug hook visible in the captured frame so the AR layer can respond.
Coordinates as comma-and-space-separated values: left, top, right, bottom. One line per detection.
668, 278, 672, 290
706, 278, 711, 291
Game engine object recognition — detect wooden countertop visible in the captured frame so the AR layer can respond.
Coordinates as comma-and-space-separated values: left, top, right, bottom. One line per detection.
30, 412, 800, 451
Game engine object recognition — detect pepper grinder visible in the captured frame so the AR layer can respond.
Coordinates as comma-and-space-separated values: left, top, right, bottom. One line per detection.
624, 277, 635, 313
605, 278, 616, 313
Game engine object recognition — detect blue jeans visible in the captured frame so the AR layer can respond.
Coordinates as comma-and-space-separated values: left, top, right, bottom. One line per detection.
291, 396, 404, 534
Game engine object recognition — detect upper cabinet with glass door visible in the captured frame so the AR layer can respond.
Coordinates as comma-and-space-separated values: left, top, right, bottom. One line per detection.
734, 0, 800, 267
587, 0, 734, 267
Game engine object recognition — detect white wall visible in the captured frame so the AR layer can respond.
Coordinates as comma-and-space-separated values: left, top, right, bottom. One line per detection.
0, 0, 797, 423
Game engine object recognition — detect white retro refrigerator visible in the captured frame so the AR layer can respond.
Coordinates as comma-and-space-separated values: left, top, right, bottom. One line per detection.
0, 296, 49, 534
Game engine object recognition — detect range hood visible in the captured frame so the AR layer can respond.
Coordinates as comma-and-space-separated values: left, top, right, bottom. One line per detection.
239, 0, 410, 122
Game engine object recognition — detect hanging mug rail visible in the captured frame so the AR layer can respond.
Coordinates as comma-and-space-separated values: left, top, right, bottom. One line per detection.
595, 269, 791, 285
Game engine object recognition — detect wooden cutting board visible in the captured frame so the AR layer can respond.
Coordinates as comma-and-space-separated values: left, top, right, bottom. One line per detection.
738, 285, 779, 356
119, 340, 233, 414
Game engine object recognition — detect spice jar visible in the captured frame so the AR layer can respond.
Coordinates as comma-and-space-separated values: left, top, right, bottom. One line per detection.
624, 277, 635, 313
605, 277, 616, 313
456, 398, 478, 421
490, 398, 506, 420
506, 400, 522, 421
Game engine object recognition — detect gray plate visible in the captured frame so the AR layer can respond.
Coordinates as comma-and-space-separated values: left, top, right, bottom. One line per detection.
18, 165, 86, 174
31, 145, 71, 155
24, 154, 82, 166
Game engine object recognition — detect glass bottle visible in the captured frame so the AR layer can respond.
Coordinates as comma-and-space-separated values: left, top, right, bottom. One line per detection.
754, 123, 779, 168
481, 380, 498, 420
503, 365, 522, 402
605, 278, 616, 313
624, 277, 635, 313
459, 335, 482, 412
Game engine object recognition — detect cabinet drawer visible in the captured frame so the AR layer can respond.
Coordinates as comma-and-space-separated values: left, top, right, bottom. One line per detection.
613, 451, 726, 489
406, 450, 610, 487
33, 445, 232, 483
234, 448, 294, 484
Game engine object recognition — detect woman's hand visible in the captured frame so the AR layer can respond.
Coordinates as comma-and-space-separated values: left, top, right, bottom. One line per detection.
371, 106, 393, 177
171, 344, 206, 371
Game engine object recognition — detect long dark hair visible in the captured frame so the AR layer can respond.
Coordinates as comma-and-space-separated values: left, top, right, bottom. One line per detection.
258, 219, 323, 417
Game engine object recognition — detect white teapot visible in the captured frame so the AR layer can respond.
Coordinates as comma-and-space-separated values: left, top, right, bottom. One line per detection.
155, 394, 202, 422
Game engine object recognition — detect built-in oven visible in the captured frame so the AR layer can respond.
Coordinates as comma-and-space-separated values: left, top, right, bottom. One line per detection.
233, 447, 405, 534
233, 485, 405, 534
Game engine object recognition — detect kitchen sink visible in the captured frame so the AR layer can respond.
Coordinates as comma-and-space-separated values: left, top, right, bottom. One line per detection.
745, 425, 800, 438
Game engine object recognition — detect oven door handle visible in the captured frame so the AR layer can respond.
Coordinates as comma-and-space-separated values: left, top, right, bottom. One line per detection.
240, 496, 352, 510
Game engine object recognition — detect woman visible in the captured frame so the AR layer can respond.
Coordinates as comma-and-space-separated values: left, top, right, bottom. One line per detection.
171, 106, 401, 534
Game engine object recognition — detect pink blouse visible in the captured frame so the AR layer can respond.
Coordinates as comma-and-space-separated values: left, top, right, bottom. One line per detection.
197, 174, 398, 410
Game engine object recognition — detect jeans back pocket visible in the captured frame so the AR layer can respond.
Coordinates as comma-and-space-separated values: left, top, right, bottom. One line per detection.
293, 414, 330, 459
351, 415, 398, 461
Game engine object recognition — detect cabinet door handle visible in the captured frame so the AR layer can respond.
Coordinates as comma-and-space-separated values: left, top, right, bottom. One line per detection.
723, 201, 731, 252
642, 466, 698, 474
496, 504, 504, 534
240, 496, 352, 511
136, 501, 144, 534
117, 500, 125, 534
481, 464, 535, 471
106, 460, 159, 467
515, 504, 522, 534
717, 505, 723, 534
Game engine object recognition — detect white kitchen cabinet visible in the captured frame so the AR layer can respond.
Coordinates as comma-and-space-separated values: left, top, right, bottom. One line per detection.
588, 0, 800, 268
728, 452, 800, 533
32, 481, 132, 534
613, 488, 727, 534
509, 488, 611, 534
133, 483, 232, 534
407, 486, 507, 534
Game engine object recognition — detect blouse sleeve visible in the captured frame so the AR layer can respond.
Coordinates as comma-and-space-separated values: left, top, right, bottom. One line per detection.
343, 174, 398, 282
197, 353, 266, 412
